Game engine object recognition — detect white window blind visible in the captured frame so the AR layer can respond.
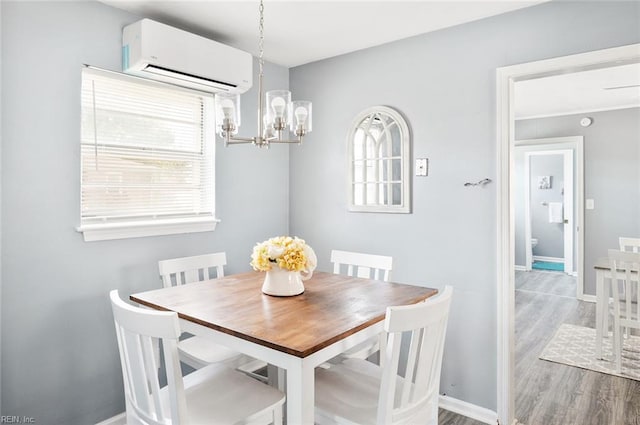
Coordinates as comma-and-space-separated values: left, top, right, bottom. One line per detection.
79, 67, 217, 241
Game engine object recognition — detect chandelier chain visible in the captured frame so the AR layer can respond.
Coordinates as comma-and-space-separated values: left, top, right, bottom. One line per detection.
258, 0, 264, 77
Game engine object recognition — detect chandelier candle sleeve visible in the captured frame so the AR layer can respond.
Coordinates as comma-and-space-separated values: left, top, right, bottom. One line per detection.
214, 92, 240, 137
266, 90, 291, 131
291, 101, 312, 135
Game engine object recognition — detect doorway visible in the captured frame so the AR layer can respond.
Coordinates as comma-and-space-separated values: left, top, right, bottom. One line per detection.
514, 137, 585, 299
496, 43, 640, 425
525, 150, 572, 273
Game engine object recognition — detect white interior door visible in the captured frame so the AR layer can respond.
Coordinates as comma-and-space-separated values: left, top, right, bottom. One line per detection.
562, 149, 574, 275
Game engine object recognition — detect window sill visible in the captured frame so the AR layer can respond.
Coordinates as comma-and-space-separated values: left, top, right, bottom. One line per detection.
77, 217, 220, 242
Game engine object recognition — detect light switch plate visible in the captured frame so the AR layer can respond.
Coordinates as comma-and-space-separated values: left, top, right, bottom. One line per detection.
586, 199, 595, 210
416, 158, 428, 176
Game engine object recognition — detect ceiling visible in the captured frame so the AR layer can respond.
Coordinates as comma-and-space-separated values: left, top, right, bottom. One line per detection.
100, 0, 639, 117
99, 0, 547, 68
514, 63, 640, 119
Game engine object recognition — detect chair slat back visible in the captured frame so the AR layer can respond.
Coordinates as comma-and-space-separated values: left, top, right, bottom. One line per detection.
158, 252, 227, 288
110, 290, 187, 425
620, 237, 640, 253
330, 250, 393, 281
609, 249, 640, 325
377, 286, 453, 425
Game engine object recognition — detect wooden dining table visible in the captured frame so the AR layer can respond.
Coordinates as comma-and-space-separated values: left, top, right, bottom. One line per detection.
131, 270, 437, 424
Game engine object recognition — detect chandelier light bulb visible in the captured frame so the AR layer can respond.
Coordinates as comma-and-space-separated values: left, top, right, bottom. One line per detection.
294, 106, 308, 126
214, 92, 240, 138
263, 114, 275, 139
290, 100, 312, 134
221, 99, 235, 120
271, 96, 286, 118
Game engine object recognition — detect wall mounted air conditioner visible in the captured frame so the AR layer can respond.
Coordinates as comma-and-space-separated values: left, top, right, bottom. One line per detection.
122, 19, 252, 93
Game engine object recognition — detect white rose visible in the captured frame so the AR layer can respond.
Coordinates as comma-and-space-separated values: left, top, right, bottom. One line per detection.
267, 245, 285, 259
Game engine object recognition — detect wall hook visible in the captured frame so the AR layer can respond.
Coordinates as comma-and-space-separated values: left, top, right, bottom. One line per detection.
464, 178, 492, 187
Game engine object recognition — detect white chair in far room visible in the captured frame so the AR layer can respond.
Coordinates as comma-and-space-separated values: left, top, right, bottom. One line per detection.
618, 237, 640, 332
315, 286, 453, 425
608, 249, 640, 374
109, 290, 285, 425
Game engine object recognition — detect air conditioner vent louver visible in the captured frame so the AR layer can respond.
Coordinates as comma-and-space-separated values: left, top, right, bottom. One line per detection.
143, 64, 237, 90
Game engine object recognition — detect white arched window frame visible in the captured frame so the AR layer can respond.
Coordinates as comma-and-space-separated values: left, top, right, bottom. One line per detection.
348, 106, 411, 213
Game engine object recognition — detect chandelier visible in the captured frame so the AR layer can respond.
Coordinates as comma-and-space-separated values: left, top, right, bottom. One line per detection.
214, 0, 312, 147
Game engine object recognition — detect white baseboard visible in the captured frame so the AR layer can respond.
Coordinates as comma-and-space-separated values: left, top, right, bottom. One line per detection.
95, 412, 125, 425
514, 265, 528, 272
532, 255, 564, 263
439, 395, 498, 425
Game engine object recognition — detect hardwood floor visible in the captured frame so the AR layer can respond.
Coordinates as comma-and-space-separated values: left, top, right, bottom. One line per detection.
514, 270, 640, 425
438, 408, 486, 425
437, 269, 640, 425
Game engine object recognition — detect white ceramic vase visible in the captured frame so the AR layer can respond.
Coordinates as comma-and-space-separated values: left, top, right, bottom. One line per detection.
261, 266, 306, 296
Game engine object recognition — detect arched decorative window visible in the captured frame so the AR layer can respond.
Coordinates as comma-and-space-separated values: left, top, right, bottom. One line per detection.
347, 106, 411, 213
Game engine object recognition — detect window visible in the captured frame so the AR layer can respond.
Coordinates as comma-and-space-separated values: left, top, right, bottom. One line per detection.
347, 106, 411, 213
78, 67, 217, 241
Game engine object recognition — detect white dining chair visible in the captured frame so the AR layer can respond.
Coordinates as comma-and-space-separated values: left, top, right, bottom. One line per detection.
331, 249, 393, 281
159, 252, 227, 287
330, 249, 393, 361
315, 286, 453, 425
109, 290, 285, 425
158, 253, 258, 371
620, 237, 640, 253
608, 249, 640, 374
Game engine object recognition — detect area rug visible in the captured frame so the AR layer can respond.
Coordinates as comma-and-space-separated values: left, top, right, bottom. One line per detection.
532, 260, 564, 272
539, 323, 640, 381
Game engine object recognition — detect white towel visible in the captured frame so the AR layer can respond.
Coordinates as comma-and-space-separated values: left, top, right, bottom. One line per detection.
548, 202, 563, 223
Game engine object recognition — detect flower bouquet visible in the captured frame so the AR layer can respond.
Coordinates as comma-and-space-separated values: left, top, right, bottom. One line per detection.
251, 236, 317, 296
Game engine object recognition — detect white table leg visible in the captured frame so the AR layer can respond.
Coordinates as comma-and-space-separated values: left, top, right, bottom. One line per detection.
595, 269, 604, 359
285, 359, 314, 425
267, 364, 284, 391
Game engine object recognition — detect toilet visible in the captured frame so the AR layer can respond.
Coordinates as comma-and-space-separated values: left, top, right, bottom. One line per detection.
531, 238, 538, 251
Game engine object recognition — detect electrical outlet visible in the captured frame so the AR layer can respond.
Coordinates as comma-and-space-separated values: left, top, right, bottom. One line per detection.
586, 199, 595, 210
416, 158, 428, 176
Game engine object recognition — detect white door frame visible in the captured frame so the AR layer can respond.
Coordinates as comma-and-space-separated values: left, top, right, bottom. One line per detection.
496, 43, 640, 425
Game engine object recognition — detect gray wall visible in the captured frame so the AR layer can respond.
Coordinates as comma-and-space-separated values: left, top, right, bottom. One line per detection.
1, 2, 290, 424
516, 108, 640, 295
289, 1, 640, 410
530, 154, 564, 258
